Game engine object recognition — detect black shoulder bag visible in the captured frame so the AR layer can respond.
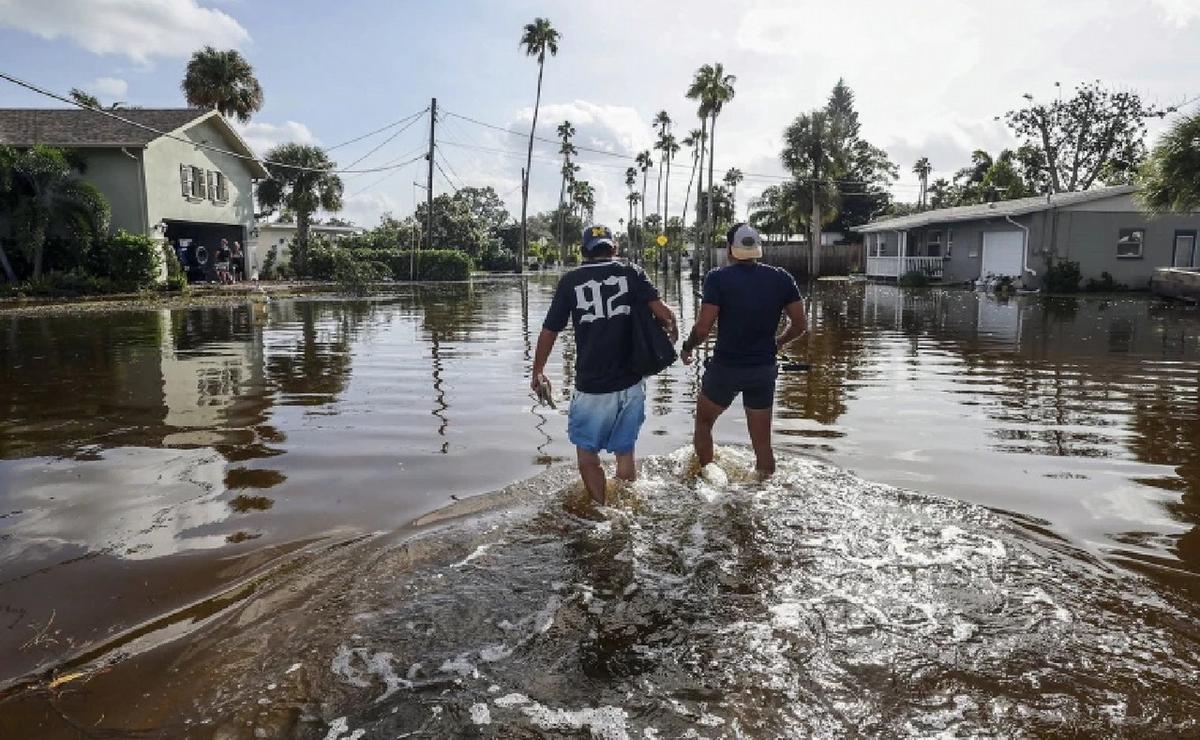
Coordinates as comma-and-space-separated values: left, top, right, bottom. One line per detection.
627, 267, 677, 377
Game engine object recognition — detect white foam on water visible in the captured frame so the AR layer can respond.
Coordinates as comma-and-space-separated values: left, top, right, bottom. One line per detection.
330, 646, 413, 701
438, 654, 478, 677
480, 643, 513, 662
322, 717, 348, 740
285, 662, 302, 675
451, 543, 495, 568
494, 692, 530, 708
517, 701, 630, 740
470, 702, 492, 725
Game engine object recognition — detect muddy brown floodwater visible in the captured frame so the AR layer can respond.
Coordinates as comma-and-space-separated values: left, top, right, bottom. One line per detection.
2, 277, 1200, 737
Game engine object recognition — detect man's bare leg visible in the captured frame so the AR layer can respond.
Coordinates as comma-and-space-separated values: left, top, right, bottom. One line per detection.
693, 393, 727, 467
615, 451, 637, 483
577, 447, 606, 504
745, 406, 775, 475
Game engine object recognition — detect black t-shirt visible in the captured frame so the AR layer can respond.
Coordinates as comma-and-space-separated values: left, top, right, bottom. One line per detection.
543, 260, 660, 393
702, 262, 802, 367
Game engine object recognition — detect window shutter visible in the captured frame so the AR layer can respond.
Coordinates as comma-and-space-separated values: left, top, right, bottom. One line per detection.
180, 164, 190, 197
196, 168, 206, 199
206, 171, 215, 202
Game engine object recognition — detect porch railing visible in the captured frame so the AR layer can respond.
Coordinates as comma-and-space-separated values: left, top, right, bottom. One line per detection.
866, 256, 944, 280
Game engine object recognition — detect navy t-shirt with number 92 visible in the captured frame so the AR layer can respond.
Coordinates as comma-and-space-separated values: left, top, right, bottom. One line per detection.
543, 260, 659, 394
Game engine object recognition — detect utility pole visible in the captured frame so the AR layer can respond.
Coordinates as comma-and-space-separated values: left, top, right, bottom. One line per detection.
426, 97, 436, 252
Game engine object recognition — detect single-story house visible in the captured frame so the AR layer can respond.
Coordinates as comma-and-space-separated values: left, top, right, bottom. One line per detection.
247, 222, 359, 278
0, 107, 268, 282
855, 185, 1200, 289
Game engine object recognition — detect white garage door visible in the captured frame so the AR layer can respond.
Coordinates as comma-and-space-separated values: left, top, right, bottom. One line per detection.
982, 231, 1024, 278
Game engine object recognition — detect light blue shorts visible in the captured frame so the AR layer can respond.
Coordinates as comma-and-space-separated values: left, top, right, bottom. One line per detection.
568, 381, 646, 454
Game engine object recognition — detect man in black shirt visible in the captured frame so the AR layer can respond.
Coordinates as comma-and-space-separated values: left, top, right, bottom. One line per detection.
533, 225, 678, 503
680, 223, 807, 475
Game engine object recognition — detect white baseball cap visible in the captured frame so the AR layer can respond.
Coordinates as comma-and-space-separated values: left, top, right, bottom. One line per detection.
728, 223, 763, 260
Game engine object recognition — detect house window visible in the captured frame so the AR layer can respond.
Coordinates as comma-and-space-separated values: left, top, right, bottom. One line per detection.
180, 164, 208, 200
1117, 228, 1144, 259
927, 230, 941, 257
210, 172, 229, 203
946, 228, 954, 259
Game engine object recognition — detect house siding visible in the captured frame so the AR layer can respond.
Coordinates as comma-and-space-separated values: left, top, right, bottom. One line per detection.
143, 118, 255, 232
78, 149, 147, 235
1043, 209, 1200, 289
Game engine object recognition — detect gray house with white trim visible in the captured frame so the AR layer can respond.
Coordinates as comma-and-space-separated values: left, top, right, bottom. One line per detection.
856, 186, 1200, 289
0, 108, 268, 281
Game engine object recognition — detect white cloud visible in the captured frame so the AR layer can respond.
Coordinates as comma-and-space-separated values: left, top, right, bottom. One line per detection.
89, 76, 128, 99
515, 100, 655, 158
1151, 0, 1200, 26
338, 191, 403, 229
233, 120, 318, 156
0, 0, 250, 63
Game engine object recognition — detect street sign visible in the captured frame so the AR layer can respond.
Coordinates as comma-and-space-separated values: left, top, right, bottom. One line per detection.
656, 234, 669, 247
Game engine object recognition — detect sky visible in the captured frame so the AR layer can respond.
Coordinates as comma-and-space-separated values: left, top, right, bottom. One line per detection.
1, 0, 1199, 230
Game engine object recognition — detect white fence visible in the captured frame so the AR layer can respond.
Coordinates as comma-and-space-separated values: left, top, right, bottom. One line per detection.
866, 255, 945, 279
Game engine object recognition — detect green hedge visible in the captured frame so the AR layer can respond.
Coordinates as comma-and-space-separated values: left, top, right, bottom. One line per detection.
387, 250, 473, 281
1043, 258, 1081, 293
91, 230, 162, 289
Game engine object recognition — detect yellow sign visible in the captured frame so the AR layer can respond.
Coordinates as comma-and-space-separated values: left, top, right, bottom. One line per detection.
656, 234, 669, 247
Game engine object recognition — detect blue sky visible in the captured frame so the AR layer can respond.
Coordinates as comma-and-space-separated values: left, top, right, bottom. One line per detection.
2, 0, 1199, 227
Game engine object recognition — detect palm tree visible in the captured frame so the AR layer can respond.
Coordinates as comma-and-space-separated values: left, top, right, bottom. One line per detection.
782, 110, 846, 276
913, 157, 932, 210
625, 166, 637, 248
0, 145, 110, 281
69, 88, 100, 109
687, 63, 736, 273
182, 46, 264, 123
256, 143, 344, 275
1138, 112, 1200, 213
661, 133, 680, 272
723, 167, 744, 219
555, 120, 576, 260
635, 150, 654, 262
517, 17, 560, 274
679, 129, 704, 274
652, 111, 671, 229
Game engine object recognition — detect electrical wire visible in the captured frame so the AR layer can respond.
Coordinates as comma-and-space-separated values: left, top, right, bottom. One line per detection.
342, 111, 428, 172
0, 70, 424, 175
349, 153, 428, 196
325, 107, 428, 151
434, 146, 466, 189
434, 159, 459, 194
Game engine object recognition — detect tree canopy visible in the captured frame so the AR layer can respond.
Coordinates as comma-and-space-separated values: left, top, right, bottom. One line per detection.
256, 144, 343, 272
1138, 112, 1200, 213
182, 46, 265, 123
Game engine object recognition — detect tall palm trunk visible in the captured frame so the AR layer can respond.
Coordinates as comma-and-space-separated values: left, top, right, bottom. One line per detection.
628, 198, 633, 255
655, 158, 664, 240
556, 170, 567, 261
662, 144, 672, 274
680, 149, 699, 276
810, 181, 821, 278
641, 169, 650, 264
705, 112, 718, 274
691, 117, 708, 280
519, 59, 545, 275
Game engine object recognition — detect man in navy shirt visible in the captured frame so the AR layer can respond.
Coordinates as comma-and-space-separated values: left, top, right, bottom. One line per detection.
533, 225, 678, 503
680, 223, 807, 475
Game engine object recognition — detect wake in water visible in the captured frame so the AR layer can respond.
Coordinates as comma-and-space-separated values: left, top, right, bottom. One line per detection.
10, 447, 1199, 738
304, 447, 1200, 739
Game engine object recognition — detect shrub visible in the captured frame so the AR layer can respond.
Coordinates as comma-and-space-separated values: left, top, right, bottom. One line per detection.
21, 268, 119, 296
1043, 258, 1082, 293
480, 248, 518, 273
899, 269, 929, 287
333, 250, 387, 296
91, 230, 161, 289
389, 250, 473, 281
302, 235, 338, 280
1085, 271, 1127, 292
260, 245, 280, 280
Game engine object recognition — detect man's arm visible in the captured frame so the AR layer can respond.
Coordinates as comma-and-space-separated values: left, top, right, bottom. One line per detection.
531, 329, 558, 391
648, 298, 678, 343
680, 303, 720, 365
775, 300, 808, 353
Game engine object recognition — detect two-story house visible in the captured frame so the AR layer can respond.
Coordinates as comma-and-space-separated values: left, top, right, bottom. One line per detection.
0, 107, 268, 282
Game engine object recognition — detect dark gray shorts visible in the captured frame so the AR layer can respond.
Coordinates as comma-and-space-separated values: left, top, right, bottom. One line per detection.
701, 361, 778, 410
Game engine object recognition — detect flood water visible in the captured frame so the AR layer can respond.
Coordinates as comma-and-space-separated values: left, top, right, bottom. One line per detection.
3, 278, 1200, 737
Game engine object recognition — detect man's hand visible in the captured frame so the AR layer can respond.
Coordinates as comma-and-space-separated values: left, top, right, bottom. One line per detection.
531, 372, 545, 393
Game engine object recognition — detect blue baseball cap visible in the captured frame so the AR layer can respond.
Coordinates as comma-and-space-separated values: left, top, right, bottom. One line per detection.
582, 224, 616, 253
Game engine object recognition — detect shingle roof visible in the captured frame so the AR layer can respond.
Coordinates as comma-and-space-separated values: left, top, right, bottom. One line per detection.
0, 108, 210, 147
855, 185, 1138, 233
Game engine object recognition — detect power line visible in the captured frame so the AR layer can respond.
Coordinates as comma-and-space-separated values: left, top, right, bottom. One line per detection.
343, 111, 428, 171
325, 107, 428, 151
349, 153, 428, 196
433, 159, 459, 194
0, 70, 427, 175
434, 146, 467, 190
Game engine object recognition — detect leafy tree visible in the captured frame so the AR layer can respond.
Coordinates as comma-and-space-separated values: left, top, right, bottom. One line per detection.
927, 178, 953, 209
182, 46, 264, 123
822, 80, 896, 236
913, 157, 932, 210
256, 144, 343, 274
414, 187, 512, 258
518, 17, 560, 273
723, 167, 744, 218
0, 145, 110, 281
1138, 112, 1200, 213
69, 88, 101, 109
782, 109, 846, 274
679, 128, 704, 243
1002, 81, 1161, 193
